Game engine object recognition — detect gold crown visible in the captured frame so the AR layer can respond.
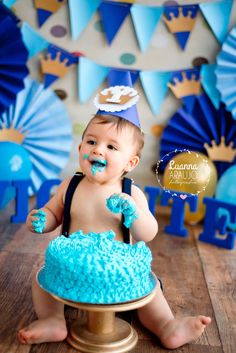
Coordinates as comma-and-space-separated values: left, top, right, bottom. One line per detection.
41, 51, 73, 78
34, 0, 66, 13
0, 126, 25, 144
204, 136, 236, 163
163, 6, 196, 33
168, 71, 201, 98
99, 92, 133, 105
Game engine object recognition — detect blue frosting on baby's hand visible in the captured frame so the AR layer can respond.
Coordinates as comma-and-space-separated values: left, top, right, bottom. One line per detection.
106, 194, 138, 228
32, 210, 47, 233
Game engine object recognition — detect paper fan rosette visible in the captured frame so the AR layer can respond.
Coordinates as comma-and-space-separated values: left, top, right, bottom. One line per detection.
160, 94, 236, 177
216, 27, 236, 120
0, 4, 29, 114
0, 78, 72, 194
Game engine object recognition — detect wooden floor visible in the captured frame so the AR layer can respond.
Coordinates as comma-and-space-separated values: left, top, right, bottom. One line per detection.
0, 202, 235, 353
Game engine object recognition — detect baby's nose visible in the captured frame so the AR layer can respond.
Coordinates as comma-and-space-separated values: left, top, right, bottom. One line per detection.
92, 146, 103, 156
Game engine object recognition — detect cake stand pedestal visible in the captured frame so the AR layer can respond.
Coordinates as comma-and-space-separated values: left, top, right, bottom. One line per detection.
51, 288, 156, 353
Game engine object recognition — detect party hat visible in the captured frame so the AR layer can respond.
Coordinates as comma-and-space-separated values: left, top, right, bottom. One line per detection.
94, 70, 141, 129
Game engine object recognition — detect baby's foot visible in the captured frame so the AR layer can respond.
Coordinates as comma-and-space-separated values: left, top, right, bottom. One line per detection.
17, 317, 67, 344
160, 316, 211, 349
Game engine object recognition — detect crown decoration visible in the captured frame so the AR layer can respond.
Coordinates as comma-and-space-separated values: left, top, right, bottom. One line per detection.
41, 51, 74, 78
168, 71, 201, 98
204, 136, 236, 163
94, 86, 139, 113
163, 6, 197, 33
0, 125, 25, 144
34, 0, 66, 13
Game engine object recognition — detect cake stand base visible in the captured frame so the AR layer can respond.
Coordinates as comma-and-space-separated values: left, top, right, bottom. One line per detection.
67, 316, 138, 353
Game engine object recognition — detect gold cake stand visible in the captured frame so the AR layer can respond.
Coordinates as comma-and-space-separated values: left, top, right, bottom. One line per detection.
37, 269, 157, 353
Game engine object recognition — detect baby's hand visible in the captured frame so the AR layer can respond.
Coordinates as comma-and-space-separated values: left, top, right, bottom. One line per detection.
106, 193, 138, 228
27, 209, 47, 234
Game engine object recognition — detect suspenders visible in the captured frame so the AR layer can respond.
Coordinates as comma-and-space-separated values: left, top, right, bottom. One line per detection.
61, 172, 84, 237
121, 177, 132, 244
61, 172, 132, 243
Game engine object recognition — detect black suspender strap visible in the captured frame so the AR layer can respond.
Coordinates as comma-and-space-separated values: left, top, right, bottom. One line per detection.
122, 177, 132, 244
61, 172, 84, 237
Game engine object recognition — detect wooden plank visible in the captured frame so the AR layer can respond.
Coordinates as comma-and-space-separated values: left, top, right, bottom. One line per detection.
194, 227, 236, 353
29, 341, 76, 353
130, 340, 224, 353
0, 251, 38, 353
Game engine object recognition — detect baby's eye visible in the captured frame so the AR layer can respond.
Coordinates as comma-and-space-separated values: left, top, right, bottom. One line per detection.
107, 144, 117, 150
87, 140, 96, 145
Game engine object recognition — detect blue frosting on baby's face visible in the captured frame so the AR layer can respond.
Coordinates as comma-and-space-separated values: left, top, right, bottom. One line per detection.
91, 158, 107, 175
41, 229, 154, 304
83, 153, 89, 160
83, 153, 107, 175
32, 210, 46, 233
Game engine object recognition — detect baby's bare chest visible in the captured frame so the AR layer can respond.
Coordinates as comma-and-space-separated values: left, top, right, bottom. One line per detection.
71, 188, 109, 218
69, 184, 123, 236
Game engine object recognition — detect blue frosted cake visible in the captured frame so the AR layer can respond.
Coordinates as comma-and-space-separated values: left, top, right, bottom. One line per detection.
39, 230, 155, 304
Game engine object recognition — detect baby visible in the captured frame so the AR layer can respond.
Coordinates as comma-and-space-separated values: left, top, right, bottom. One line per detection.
18, 84, 211, 349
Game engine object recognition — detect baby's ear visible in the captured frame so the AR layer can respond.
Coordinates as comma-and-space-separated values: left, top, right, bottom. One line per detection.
125, 155, 140, 172
78, 143, 82, 152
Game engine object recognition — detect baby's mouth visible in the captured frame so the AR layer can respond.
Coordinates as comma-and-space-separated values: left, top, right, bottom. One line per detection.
90, 159, 107, 168
90, 158, 107, 175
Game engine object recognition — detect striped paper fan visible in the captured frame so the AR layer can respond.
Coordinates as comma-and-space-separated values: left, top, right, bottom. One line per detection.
216, 27, 236, 119
0, 78, 72, 194
160, 94, 236, 177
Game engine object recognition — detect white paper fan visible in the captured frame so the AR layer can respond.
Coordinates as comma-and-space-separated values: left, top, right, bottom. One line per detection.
216, 27, 236, 119
0, 78, 72, 193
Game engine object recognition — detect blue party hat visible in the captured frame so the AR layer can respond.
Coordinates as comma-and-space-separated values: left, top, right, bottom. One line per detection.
94, 71, 141, 129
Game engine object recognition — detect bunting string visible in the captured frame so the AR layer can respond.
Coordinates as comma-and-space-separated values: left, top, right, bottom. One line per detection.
4, 0, 233, 52
35, 42, 220, 115
2, 0, 233, 115
38, 0, 233, 51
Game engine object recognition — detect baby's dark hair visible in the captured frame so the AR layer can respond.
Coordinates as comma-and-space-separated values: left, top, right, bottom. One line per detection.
82, 114, 144, 157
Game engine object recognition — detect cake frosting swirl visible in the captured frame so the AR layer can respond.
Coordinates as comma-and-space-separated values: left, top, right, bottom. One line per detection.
39, 230, 155, 304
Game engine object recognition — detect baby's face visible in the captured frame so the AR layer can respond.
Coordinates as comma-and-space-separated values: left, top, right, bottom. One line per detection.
79, 120, 139, 182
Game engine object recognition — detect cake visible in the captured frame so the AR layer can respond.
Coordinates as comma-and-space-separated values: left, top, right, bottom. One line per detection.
39, 230, 155, 304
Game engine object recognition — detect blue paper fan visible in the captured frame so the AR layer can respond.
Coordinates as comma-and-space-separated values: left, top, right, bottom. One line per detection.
0, 4, 29, 114
160, 94, 236, 177
216, 27, 236, 119
0, 78, 72, 194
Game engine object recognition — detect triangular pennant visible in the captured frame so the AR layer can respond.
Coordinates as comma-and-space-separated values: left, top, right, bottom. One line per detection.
108, 68, 139, 86
78, 57, 109, 103
168, 68, 201, 109
140, 71, 171, 115
175, 31, 191, 50
201, 64, 220, 109
163, 5, 198, 50
130, 4, 163, 52
34, 0, 66, 27
99, 1, 131, 45
41, 44, 76, 87
199, 0, 233, 44
68, 0, 101, 40
21, 22, 49, 58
